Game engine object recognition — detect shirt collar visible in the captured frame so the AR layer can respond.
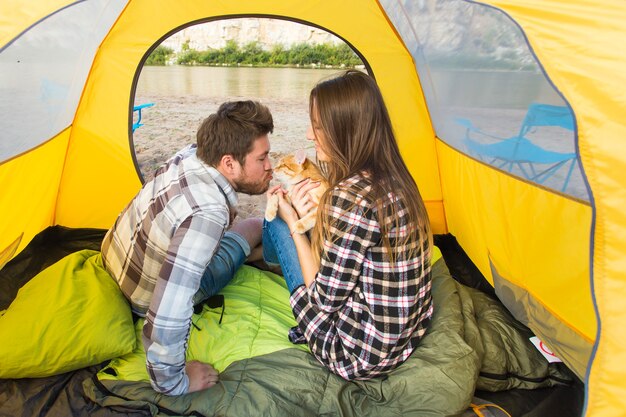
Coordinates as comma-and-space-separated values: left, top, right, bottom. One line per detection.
188, 146, 239, 208
206, 166, 238, 208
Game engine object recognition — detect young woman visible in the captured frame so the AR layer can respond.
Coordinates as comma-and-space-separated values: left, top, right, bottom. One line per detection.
263, 70, 433, 380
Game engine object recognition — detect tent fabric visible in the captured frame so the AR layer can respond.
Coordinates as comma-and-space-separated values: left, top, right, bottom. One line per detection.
436, 141, 593, 380
460, 4, 626, 416
0, 0, 127, 161
382, 1, 587, 201
2, 0, 626, 415
491, 261, 592, 380
0, 0, 78, 48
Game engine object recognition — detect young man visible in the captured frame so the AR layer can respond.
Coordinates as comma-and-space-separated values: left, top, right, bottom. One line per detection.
101, 100, 273, 395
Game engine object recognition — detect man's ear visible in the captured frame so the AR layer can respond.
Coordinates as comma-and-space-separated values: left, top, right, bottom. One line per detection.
219, 154, 235, 171
217, 154, 241, 179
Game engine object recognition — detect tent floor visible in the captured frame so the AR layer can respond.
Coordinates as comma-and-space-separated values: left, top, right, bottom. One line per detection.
0, 227, 584, 417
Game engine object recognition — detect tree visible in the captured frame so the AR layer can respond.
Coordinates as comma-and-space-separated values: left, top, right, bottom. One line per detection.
145, 45, 174, 65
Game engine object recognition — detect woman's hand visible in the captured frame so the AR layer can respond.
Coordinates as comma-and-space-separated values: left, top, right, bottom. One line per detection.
290, 179, 321, 218
276, 191, 299, 227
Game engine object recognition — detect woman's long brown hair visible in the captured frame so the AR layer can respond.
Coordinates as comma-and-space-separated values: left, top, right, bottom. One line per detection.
309, 70, 432, 262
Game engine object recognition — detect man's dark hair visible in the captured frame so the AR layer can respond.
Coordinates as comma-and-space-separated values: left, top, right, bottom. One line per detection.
196, 100, 273, 166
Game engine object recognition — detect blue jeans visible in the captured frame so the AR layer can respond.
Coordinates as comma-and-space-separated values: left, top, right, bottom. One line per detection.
262, 218, 305, 293
192, 231, 250, 306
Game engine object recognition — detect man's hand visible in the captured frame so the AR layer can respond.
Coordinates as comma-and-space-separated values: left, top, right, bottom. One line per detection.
275, 190, 300, 227
186, 360, 219, 393
267, 185, 298, 225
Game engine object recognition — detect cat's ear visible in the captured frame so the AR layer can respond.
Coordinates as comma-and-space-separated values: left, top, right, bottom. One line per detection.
294, 149, 307, 165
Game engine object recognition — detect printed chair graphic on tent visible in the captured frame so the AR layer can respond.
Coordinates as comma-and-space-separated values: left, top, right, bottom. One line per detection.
458, 103, 577, 192
1, 1, 626, 417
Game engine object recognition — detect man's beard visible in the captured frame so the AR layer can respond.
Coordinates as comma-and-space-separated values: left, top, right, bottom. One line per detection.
233, 171, 271, 195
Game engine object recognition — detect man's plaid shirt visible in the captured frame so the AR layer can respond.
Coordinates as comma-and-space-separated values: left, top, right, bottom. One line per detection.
290, 174, 433, 380
101, 145, 236, 395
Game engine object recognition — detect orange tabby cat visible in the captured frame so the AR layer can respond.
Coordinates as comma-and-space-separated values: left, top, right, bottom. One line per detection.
265, 149, 328, 234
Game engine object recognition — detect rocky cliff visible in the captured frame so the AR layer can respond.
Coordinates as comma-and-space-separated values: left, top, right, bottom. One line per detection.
161, 18, 341, 52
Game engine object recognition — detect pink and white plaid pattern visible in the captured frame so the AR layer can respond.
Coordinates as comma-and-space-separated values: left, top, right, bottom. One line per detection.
290, 174, 433, 380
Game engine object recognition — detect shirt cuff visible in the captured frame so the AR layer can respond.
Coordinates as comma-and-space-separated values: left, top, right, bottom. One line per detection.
223, 230, 251, 257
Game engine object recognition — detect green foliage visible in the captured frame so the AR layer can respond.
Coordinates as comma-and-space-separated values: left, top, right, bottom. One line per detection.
145, 45, 174, 66
268, 44, 288, 65
158, 41, 363, 68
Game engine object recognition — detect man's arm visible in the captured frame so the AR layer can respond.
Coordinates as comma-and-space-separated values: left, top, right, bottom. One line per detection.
143, 210, 227, 395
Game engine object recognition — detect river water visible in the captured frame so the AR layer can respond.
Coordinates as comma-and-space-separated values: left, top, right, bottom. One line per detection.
136, 66, 340, 101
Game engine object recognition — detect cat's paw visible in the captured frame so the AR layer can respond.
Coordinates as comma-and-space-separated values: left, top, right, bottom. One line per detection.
264, 194, 279, 221
292, 218, 314, 234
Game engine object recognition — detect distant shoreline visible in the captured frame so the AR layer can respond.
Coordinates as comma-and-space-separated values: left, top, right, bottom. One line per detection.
145, 41, 365, 68
146, 62, 366, 70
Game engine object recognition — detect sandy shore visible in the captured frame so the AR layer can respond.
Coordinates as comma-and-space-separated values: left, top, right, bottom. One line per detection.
133, 93, 317, 221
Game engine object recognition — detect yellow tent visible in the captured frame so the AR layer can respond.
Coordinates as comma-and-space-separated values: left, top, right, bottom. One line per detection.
1, 1, 625, 415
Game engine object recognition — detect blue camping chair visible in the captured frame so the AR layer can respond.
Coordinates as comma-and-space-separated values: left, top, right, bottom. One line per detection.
457, 103, 577, 193
132, 102, 155, 132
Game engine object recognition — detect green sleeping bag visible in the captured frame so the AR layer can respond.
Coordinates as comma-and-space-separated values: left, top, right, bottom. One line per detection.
84, 252, 573, 416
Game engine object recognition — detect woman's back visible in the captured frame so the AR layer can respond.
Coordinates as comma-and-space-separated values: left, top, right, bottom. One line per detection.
289, 172, 433, 380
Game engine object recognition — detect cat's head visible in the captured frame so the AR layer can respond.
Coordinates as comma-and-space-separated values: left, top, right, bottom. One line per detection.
272, 149, 312, 185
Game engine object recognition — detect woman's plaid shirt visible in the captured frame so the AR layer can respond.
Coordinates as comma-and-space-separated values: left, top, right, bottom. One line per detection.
290, 174, 433, 380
